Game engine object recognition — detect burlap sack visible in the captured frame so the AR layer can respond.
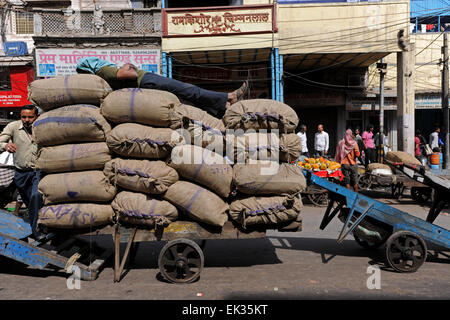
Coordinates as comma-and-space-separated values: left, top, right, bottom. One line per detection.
112, 191, 178, 228
28, 74, 112, 111
223, 99, 299, 133
233, 161, 307, 195
225, 132, 301, 163
169, 104, 225, 149
33, 105, 111, 147
100, 88, 180, 126
104, 159, 178, 194
38, 203, 114, 229
38, 171, 116, 205
229, 194, 303, 228
367, 163, 392, 172
163, 181, 228, 227
36, 142, 111, 173
385, 151, 421, 166
168, 145, 233, 198
106, 123, 185, 159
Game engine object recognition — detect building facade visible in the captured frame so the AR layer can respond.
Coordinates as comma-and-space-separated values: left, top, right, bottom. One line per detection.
161, 0, 410, 155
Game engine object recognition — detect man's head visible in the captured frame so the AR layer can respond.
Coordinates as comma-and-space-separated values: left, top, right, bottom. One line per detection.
317, 124, 323, 132
355, 127, 361, 135
367, 124, 374, 132
21, 105, 38, 130
416, 129, 421, 136
435, 127, 441, 133
120, 63, 138, 72
300, 124, 307, 133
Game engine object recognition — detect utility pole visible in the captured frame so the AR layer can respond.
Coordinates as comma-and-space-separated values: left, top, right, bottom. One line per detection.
442, 29, 449, 169
377, 58, 387, 162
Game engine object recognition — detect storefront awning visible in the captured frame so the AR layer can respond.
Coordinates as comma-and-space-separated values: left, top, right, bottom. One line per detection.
170, 48, 272, 65
0, 56, 34, 67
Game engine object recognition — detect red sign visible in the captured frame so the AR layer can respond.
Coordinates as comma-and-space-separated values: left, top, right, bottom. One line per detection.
0, 66, 34, 107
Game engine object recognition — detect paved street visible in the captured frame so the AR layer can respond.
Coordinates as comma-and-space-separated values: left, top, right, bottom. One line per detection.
0, 189, 449, 300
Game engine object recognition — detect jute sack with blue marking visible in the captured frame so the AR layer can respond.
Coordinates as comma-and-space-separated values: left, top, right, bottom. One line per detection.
104, 159, 178, 194
28, 74, 112, 111
229, 194, 302, 228
100, 88, 180, 127
33, 105, 111, 147
111, 191, 178, 228
106, 123, 185, 159
169, 104, 225, 149
233, 161, 307, 195
38, 203, 114, 229
167, 145, 233, 198
38, 171, 116, 205
223, 99, 299, 133
35, 142, 112, 173
163, 181, 228, 227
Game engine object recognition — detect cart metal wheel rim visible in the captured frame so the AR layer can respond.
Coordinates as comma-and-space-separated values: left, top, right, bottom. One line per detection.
353, 232, 388, 250
385, 231, 427, 273
158, 238, 204, 284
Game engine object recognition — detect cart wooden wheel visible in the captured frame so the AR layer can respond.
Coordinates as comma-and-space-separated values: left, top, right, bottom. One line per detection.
158, 238, 204, 284
385, 231, 427, 273
307, 191, 329, 207
410, 187, 431, 204
358, 174, 372, 190
353, 232, 388, 250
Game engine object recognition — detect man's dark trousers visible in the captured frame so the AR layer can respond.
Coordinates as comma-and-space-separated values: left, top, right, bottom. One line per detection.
140, 73, 228, 118
14, 169, 43, 236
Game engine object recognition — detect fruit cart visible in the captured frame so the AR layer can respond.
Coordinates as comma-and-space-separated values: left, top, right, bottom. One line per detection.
294, 157, 344, 207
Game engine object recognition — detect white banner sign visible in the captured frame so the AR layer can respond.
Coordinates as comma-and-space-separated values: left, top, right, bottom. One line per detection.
35, 49, 161, 77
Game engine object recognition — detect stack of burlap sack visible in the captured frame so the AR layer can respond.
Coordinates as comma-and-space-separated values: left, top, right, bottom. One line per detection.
28, 74, 306, 231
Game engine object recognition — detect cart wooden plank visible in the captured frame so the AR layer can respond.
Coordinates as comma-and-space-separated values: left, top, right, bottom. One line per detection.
116, 220, 270, 243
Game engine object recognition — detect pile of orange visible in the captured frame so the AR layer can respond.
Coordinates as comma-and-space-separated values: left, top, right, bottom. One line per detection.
295, 157, 341, 172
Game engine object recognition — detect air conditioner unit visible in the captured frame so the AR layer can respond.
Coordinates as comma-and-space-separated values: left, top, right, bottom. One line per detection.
3, 42, 28, 56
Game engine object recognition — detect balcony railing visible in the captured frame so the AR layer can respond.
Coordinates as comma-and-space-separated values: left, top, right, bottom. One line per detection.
33, 8, 162, 37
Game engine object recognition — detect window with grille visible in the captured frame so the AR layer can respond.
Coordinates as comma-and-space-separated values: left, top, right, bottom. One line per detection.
0, 68, 12, 91
15, 11, 34, 34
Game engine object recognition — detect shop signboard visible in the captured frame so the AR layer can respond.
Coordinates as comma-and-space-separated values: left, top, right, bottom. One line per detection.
35, 48, 161, 77
163, 5, 276, 37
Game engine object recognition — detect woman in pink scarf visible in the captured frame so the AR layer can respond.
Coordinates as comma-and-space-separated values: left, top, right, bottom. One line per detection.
335, 129, 360, 192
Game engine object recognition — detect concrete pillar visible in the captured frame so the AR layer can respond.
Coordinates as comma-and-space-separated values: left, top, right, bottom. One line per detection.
396, 43, 415, 154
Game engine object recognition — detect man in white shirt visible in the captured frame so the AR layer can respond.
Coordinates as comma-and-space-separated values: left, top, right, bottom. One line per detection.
429, 127, 440, 152
314, 124, 329, 157
296, 124, 309, 157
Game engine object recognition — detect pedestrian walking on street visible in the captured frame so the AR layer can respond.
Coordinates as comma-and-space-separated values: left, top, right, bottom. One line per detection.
362, 124, 376, 167
429, 127, 441, 152
314, 124, 329, 158
0, 105, 44, 238
76, 57, 249, 118
335, 129, 360, 192
354, 127, 365, 165
297, 124, 309, 158
415, 130, 427, 165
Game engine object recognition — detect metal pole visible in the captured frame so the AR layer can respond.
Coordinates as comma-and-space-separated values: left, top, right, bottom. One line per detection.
168, 55, 172, 79
443, 32, 449, 169
271, 49, 276, 100
378, 58, 386, 162
279, 53, 284, 103
162, 52, 167, 77
275, 48, 280, 102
